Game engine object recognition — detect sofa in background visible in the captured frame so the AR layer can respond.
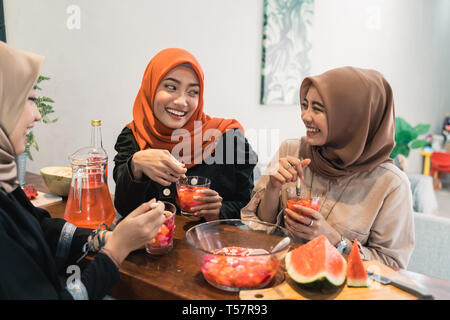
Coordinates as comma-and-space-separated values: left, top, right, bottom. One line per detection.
407, 212, 450, 281
407, 173, 438, 215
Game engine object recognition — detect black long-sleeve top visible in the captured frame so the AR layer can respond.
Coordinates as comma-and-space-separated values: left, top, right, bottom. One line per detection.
0, 187, 120, 299
113, 127, 257, 219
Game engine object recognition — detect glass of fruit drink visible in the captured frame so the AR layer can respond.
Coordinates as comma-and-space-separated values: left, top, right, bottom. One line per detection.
176, 176, 211, 217
145, 201, 176, 255
285, 187, 320, 219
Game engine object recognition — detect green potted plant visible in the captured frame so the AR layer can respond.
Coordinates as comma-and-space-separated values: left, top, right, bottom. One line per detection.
25, 75, 58, 160
390, 117, 430, 159
16, 75, 57, 186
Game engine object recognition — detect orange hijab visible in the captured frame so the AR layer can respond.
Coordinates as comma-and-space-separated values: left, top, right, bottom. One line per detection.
128, 48, 243, 168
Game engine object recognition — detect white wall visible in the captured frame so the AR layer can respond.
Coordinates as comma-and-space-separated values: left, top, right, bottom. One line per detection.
4, 0, 450, 193
311, 0, 450, 171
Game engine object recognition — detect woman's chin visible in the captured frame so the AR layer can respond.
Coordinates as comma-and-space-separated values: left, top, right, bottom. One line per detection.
305, 137, 325, 147
305, 136, 315, 145
14, 147, 26, 156
160, 116, 189, 129
164, 121, 186, 129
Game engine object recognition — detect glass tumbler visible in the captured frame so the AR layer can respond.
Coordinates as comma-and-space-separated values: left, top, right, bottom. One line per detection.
146, 201, 176, 255
176, 176, 211, 217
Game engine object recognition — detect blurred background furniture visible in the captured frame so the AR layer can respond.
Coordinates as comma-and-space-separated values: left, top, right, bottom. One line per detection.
407, 212, 450, 281
430, 151, 450, 189
407, 173, 438, 215
395, 154, 438, 214
421, 149, 432, 175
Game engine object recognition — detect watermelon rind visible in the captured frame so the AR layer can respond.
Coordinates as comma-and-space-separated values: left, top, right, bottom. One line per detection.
347, 278, 370, 288
286, 250, 347, 287
40, 166, 72, 196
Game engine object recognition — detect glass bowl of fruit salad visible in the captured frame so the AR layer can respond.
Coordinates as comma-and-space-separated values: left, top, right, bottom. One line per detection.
185, 219, 293, 292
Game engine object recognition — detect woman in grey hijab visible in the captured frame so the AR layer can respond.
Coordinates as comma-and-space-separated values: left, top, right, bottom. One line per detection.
0, 41, 166, 299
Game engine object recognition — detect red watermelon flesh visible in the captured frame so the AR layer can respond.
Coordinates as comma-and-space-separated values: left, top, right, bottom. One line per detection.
285, 235, 347, 287
23, 184, 38, 200
347, 239, 369, 287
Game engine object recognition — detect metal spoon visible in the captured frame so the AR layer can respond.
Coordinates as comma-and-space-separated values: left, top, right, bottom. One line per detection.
271, 236, 291, 253
247, 237, 291, 256
296, 177, 301, 197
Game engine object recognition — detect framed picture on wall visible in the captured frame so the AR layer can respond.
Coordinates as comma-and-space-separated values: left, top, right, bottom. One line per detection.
260, 0, 314, 105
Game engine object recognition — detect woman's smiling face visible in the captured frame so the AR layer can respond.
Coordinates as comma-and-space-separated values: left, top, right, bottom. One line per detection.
301, 85, 328, 146
9, 86, 42, 155
153, 65, 200, 129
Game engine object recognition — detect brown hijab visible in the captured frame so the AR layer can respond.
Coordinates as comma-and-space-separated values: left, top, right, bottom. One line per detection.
299, 66, 395, 179
0, 41, 44, 193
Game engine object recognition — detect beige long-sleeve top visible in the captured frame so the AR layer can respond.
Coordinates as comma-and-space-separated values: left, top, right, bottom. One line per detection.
241, 139, 415, 269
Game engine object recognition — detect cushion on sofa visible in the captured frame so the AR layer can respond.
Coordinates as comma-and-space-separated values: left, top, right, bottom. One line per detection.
407, 212, 450, 281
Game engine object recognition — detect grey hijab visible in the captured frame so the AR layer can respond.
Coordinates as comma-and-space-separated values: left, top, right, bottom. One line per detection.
0, 41, 44, 193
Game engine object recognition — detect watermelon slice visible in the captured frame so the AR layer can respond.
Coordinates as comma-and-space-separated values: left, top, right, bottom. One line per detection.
347, 238, 369, 287
285, 235, 347, 288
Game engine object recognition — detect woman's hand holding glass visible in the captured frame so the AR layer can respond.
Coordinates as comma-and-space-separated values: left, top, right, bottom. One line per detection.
102, 199, 167, 265
258, 156, 311, 223
190, 189, 223, 221
284, 204, 341, 245
131, 149, 187, 185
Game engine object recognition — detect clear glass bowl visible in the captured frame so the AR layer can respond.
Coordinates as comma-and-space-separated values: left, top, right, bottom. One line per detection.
185, 219, 293, 292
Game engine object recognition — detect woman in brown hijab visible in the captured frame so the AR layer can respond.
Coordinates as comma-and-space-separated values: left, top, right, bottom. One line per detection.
242, 67, 414, 269
0, 41, 167, 299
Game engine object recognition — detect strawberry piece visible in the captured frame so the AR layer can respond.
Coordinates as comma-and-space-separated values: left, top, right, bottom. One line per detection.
23, 184, 38, 200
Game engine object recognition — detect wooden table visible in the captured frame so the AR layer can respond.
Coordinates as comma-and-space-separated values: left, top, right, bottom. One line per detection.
26, 172, 450, 300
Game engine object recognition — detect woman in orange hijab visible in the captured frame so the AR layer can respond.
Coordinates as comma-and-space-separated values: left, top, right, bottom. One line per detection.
113, 48, 257, 221
242, 67, 414, 269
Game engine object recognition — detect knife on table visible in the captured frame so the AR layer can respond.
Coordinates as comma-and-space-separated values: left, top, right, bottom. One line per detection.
366, 271, 434, 300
